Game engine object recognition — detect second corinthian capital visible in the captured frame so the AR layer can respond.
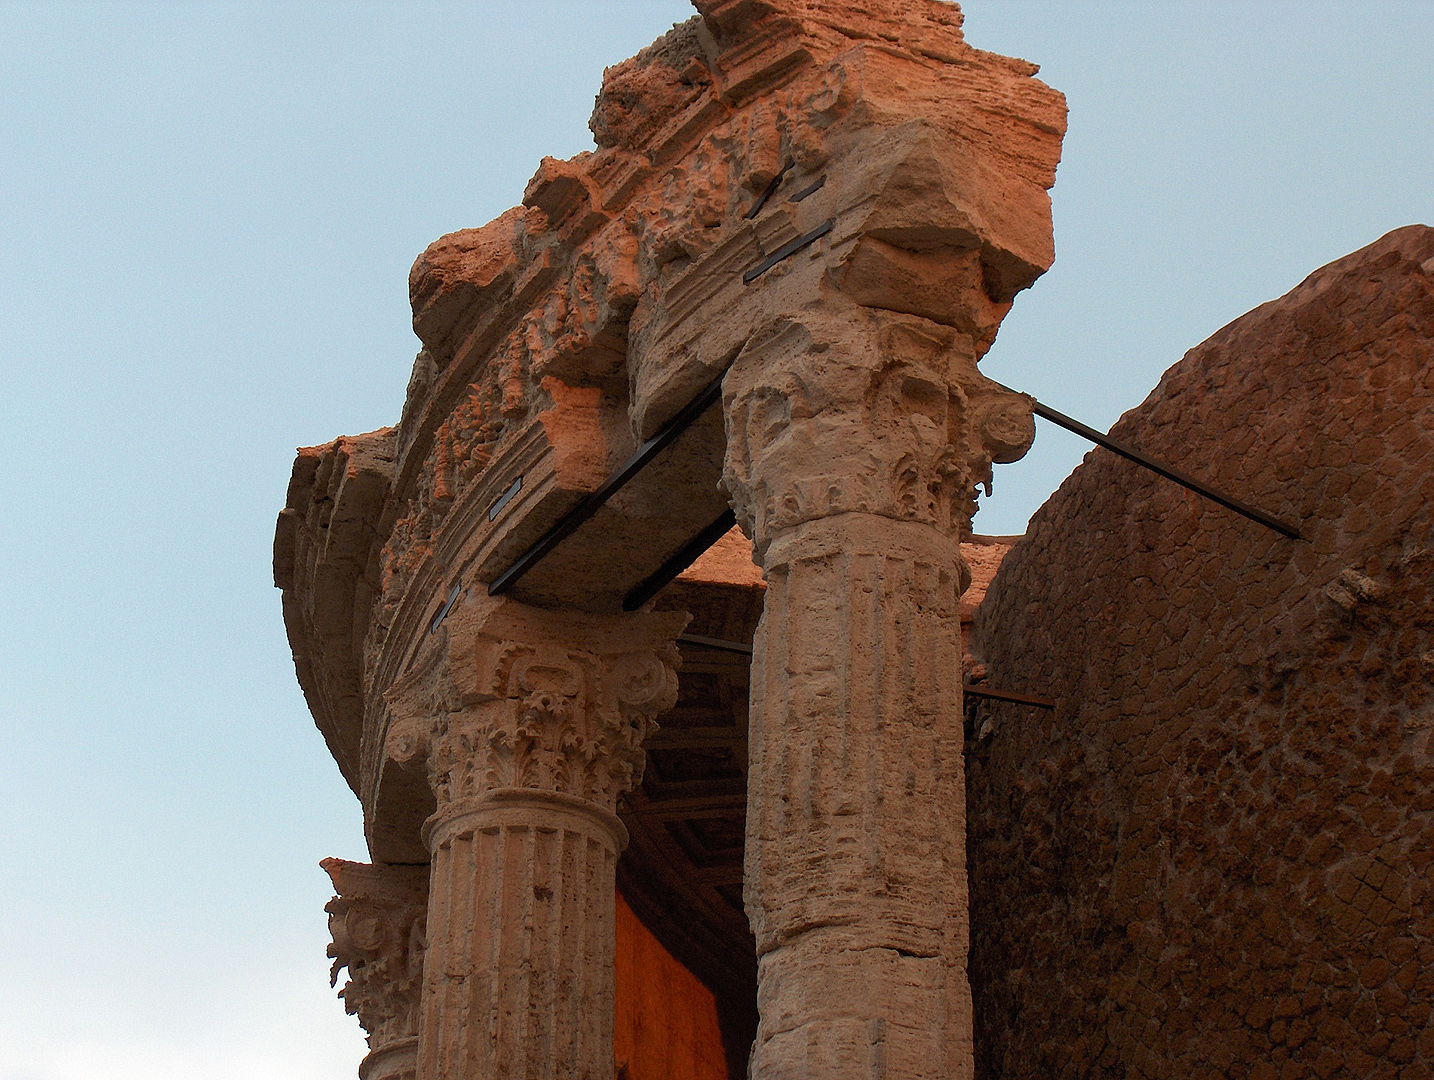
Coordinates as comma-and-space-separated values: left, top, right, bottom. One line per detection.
382, 594, 686, 820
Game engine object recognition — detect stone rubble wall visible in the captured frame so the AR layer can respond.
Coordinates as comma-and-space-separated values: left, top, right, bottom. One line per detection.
968, 225, 1434, 1079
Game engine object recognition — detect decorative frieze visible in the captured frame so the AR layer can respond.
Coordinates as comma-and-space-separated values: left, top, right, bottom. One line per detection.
277, 4, 1067, 1078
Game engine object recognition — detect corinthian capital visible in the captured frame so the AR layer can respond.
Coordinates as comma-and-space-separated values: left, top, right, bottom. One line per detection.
383, 594, 685, 818
322, 859, 428, 1052
721, 309, 1034, 558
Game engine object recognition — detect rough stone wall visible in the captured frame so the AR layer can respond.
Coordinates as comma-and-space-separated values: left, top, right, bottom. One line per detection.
967, 226, 1434, 1080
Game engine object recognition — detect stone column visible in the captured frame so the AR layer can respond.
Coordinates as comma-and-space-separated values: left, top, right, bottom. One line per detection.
383, 597, 685, 1080
323, 859, 429, 1080
722, 311, 1034, 1079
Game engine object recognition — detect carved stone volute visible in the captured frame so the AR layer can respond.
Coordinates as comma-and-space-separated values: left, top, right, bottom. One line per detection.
276, 5, 1070, 1079
373, 595, 685, 1080
381, 592, 685, 824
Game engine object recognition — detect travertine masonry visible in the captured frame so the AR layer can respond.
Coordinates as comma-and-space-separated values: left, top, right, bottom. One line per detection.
276, 1, 1066, 1075
744, 517, 970, 1076
722, 309, 1036, 1077
968, 225, 1434, 1080
384, 596, 683, 1080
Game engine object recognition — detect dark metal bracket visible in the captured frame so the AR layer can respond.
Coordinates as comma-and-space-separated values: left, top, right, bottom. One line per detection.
744, 161, 792, 220
743, 221, 834, 284
995, 383, 1304, 541
487, 475, 522, 521
623, 509, 739, 612
488, 372, 727, 596
428, 582, 463, 635
788, 175, 826, 203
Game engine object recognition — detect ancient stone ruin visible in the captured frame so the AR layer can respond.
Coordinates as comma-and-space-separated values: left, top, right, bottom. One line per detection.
273, 1, 1433, 1077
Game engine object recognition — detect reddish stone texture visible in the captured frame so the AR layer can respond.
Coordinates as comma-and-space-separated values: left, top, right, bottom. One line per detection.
967, 225, 1434, 1080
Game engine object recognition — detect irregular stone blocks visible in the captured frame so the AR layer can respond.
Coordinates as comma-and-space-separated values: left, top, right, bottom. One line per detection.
968, 225, 1434, 1080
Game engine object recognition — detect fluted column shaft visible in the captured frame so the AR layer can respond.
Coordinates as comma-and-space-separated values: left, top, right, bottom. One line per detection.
383, 598, 685, 1080
721, 308, 1035, 1079
420, 791, 626, 1080
747, 516, 969, 1079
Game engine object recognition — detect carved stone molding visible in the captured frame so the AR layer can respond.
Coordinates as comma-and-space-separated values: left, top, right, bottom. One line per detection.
274, 5, 1069, 1078
322, 858, 428, 1080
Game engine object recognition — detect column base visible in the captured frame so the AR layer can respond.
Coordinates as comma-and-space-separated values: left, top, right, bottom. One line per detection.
359, 1037, 418, 1080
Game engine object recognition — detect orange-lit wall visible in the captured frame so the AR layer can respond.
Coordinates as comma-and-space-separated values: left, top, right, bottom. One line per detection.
614, 891, 729, 1080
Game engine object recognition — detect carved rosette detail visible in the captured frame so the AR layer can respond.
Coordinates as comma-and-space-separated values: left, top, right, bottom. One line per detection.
322, 859, 428, 1052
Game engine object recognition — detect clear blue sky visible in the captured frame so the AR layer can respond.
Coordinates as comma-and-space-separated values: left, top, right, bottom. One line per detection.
0, 4, 1428, 1078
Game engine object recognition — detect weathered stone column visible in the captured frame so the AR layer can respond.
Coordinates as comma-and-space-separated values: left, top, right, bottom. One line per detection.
323, 859, 429, 1080
383, 597, 685, 1080
723, 311, 1034, 1079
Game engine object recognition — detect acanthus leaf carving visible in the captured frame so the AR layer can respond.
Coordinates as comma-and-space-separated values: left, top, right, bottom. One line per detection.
721, 309, 1034, 555
423, 639, 679, 812
382, 596, 684, 816
322, 859, 428, 1053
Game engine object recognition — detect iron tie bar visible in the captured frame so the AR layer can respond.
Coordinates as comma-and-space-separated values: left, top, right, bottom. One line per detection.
488, 371, 726, 596
993, 382, 1305, 541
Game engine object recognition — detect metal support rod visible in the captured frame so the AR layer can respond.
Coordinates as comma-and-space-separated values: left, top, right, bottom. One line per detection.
680, 632, 1053, 709
744, 161, 791, 219
788, 175, 826, 203
488, 372, 727, 596
963, 684, 1055, 709
623, 509, 739, 612
677, 632, 754, 656
994, 383, 1304, 541
743, 220, 834, 284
